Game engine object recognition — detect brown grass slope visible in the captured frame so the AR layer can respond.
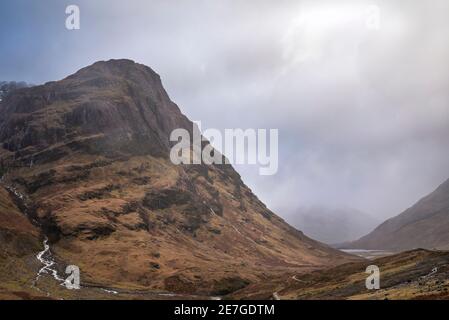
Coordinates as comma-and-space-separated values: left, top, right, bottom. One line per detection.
0, 186, 47, 299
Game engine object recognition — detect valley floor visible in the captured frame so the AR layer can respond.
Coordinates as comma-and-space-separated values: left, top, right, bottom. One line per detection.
2, 244, 449, 300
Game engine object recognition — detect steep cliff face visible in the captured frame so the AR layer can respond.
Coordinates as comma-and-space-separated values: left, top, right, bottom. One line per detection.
0, 59, 355, 295
346, 178, 449, 251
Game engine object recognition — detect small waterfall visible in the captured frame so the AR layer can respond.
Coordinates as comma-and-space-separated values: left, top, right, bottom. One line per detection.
35, 237, 65, 283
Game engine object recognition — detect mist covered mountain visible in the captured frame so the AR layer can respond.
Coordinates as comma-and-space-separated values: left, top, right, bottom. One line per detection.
0, 81, 29, 101
284, 206, 380, 245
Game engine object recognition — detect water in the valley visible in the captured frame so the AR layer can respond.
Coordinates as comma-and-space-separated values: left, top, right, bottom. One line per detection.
341, 249, 393, 260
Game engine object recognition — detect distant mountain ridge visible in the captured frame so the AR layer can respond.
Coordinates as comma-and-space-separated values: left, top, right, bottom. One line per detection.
344, 178, 449, 251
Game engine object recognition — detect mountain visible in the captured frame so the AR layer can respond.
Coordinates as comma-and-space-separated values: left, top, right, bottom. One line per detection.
0, 59, 356, 298
344, 178, 449, 251
284, 206, 380, 244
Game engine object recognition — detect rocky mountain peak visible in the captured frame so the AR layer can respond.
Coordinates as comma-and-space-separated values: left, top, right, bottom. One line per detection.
0, 60, 192, 166
65, 59, 163, 90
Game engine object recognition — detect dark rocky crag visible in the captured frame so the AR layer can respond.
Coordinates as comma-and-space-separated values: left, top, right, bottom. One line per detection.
0, 60, 191, 164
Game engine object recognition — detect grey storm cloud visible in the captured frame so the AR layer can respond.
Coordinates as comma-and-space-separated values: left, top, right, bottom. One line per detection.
1, 0, 449, 224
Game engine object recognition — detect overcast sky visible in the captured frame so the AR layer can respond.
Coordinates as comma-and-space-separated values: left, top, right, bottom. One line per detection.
1, 0, 449, 222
